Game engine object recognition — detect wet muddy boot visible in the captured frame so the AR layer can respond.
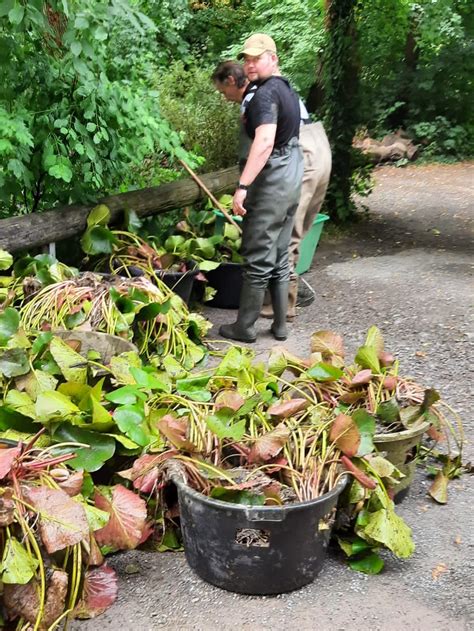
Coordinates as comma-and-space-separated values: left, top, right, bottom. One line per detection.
219, 282, 266, 343
269, 281, 289, 341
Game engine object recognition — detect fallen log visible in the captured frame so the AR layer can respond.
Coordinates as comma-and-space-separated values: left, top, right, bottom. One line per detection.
0, 166, 239, 253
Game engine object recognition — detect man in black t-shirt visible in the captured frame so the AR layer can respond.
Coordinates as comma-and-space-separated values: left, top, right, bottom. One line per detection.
218, 34, 303, 343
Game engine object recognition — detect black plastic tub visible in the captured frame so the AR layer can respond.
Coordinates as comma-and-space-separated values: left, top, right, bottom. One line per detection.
158, 266, 198, 305
206, 262, 243, 309
173, 475, 347, 595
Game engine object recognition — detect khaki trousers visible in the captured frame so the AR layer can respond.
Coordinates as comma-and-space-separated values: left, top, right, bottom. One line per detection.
289, 122, 332, 272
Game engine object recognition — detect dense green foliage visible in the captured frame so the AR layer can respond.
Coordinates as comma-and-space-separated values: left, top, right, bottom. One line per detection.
0, 0, 472, 222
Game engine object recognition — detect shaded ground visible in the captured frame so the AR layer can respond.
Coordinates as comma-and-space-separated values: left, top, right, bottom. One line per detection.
74, 163, 474, 631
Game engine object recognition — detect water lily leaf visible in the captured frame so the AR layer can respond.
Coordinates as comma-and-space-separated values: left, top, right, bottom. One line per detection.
58, 471, 84, 497
0, 348, 29, 377
310, 330, 345, 358
105, 385, 146, 405
25, 486, 89, 553
377, 398, 400, 424
136, 300, 171, 320
214, 390, 245, 412
422, 388, 440, 411
52, 424, 116, 472
0, 249, 13, 271
349, 551, 385, 574
81, 503, 110, 532
428, 471, 448, 504
36, 391, 80, 423
94, 485, 148, 551
355, 345, 381, 373
164, 235, 186, 251
0, 308, 19, 346
399, 405, 422, 427
352, 409, 376, 455
119, 451, 177, 493
267, 345, 307, 376
157, 414, 194, 450
20, 369, 58, 400
130, 366, 169, 392
248, 423, 290, 463
341, 456, 377, 489
87, 204, 110, 228
268, 398, 309, 419
365, 455, 396, 479
358, 506, 414, 558
176, 375, 211, 402
1, 537, 39, 584
5, 390, 36, 419
364, 325, 384, 353
206, 411, 246, 441
81, 225, 117, 255
215, 346, 252, 377
0, 446, 21, 480
89, 398, 115, 431
113, 405, 149, 447
330, 414, 360, 457
50, 337, 87, 384
338, 535, 373, 557
350, 369, 373, 386
307, 362, 344, 382
75, 565, 118, 619
161, 355, 187, 379
210, 488, 265, 505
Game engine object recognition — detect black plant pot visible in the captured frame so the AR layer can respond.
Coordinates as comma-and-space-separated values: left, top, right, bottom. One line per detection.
206, 262, 243, 309
173, 475, 347, 595
158, 265, 198, 305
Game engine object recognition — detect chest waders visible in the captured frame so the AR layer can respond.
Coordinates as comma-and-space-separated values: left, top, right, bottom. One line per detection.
219, 123, 303, 343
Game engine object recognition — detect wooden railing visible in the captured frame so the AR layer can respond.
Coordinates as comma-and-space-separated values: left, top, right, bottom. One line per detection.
0, 166, 239, 252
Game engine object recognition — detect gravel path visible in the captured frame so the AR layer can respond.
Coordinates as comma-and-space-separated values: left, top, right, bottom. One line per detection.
73, 162, 473, 631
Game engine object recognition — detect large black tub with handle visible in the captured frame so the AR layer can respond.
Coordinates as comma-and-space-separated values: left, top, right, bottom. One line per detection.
172, 474, 347, 595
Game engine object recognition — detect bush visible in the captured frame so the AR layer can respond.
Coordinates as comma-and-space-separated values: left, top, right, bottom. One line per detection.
410, 117, 474, 160
157, 61, 240, 172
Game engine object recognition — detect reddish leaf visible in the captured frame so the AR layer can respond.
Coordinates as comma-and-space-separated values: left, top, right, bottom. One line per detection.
339, 391, 365, 404
0, 446, 21, 479
379, 351, 395, 367
94, 485, 147, 551
330, 414, 361, 457
157, 414, 194, 450
119, 451, 177, 493
25, 486, 89, 554
4, 570, 68, 628
350, 369, 373, 386
341, 456, 377, 489
381, 375, 397, 390
86, 534, 104, 567
58, 471, 84, 497
427, 426, 445, 442
310, 330, 345, 358
249, 423, 290, 464
214, 390, 245, 412
75, 565, 118, 619
0, 488, 15, 527
268, 398, 309, 419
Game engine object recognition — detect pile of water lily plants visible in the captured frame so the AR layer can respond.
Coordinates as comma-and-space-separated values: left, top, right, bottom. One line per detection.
0, 220, 465, 626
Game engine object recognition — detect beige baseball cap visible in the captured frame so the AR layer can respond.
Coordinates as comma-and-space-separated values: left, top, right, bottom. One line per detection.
237, 33, 277, 59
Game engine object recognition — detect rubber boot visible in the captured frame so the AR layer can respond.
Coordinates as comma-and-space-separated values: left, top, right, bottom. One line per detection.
219, 282, 266, 343
269, 281, 289, 341
261, 277, 298, 322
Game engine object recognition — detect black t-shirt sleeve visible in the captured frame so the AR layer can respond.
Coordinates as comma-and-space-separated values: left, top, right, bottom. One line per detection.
248, 84, 279, 128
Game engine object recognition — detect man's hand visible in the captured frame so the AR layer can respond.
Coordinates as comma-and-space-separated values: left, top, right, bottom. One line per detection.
233, 188, 247, 216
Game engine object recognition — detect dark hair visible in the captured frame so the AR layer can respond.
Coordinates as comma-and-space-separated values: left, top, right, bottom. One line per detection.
211, 61, 247, 88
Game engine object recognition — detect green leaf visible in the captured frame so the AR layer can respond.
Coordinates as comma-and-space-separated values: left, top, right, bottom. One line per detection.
206, 412, 246, 441
428, 470, 448, 504
113, 405, 149, 447
71, 41, 82, 56
50, 337, 87, 384
94, 25, 108, 41
81, 503, 110, 532
307, 361, 344, 382
136, 300, 171, 321
89, 398, 115, 432
35, 391, 80, 423
349, 551, 385, 574
31, 331, 53, 355
0, 249, 13, 271
5, 390, 36, 419
0, 308, 19, 346
48, 163, 73, 183
130, 367, 169, 392
0, 348, 29, 377
210, 488, 265, 506
164, 235, 186, 251
364, 325, 384, 355
52, 423, 116, 472
421, 388, 440, 411
109, 352, 142, 385
1, 537, 39, 584
377, 398, 400, 424
86, 204, 110, 227
359, 507, 414, 558
352, 409, 376, 456
197, 260, 220, 272
105, 386, 146, 406
355, 345, 381, 373
81, 226, 116, 255
8, 3, 24, 24
176, 375, 211, 402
